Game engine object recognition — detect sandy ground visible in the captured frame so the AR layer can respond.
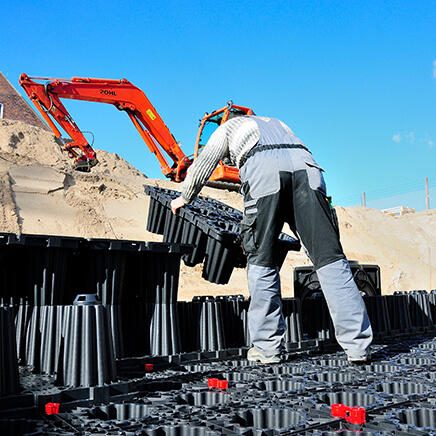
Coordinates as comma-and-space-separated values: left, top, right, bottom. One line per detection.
1, 119, 435, 300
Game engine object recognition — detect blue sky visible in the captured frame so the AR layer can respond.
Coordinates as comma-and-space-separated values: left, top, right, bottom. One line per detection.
1, 0, 435, 210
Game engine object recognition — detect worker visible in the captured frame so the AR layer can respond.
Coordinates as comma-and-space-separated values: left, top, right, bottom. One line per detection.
170, 115, 372, 364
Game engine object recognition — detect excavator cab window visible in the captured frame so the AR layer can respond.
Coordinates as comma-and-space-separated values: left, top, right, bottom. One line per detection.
197, 108, 248, 155
197, 113, 223, 154
227, 108, 248, 120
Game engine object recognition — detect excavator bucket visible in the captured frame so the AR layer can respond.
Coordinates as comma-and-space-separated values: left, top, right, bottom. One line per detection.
73, 157, 99, 172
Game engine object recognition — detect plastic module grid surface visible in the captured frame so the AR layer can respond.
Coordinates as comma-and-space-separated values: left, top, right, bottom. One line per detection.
1, 334, 436, 434
2, 286, 436, 435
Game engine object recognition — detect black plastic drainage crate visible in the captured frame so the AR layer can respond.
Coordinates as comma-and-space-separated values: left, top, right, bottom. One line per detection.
0, 233, 194, 363
0, 233, 81, 306
144, 185, 301, 284
293, 263, 382, 303
121, 241, 194, 357
69, 239, 195, 358
0, 305, 20, 396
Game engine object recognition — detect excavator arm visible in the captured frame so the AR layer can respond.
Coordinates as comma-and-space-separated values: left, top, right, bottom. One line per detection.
19, 74, 192, 180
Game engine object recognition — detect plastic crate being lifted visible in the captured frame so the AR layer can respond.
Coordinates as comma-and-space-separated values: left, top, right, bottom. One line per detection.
144, 185, 301, 284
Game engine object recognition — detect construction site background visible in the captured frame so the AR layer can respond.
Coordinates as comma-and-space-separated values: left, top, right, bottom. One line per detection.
0, 117, 435, 297
335, 176, 435, 213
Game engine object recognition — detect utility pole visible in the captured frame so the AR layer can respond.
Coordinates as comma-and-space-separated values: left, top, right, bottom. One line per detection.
362, 192, 366, 207
425, 177, 430, 210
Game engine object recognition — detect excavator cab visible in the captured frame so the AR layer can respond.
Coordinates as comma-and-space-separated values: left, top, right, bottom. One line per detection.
195, 102, 254, 184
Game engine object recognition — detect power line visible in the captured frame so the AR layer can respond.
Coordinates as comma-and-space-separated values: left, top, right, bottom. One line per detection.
335, 177, 435, 207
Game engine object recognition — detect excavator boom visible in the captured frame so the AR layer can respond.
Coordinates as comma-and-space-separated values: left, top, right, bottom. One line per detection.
19, 74, 191, 180
19, 74, 254, 184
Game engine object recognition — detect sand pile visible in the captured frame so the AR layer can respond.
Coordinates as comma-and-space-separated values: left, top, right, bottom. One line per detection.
0, 119, 435, 299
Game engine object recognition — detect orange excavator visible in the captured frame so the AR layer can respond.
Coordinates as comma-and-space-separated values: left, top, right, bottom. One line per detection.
19, 74, 254, 183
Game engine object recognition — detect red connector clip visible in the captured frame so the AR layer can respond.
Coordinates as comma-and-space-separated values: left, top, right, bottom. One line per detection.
208, 378, 218, 388
45, 402, 60, 415
331, 403, 366, 425
216, 380, 228, 389
207, 378, 228, 389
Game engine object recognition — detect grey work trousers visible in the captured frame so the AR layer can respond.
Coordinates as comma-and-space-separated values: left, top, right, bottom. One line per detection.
239, 147, 373, 359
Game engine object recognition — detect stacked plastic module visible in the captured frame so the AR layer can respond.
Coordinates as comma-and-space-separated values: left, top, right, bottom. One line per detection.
144, 185, 301, 284
14, 295, 118, 388
59, 295, 117, 388
301, 290, 436, 343
0, 233, 81, 306
0, 304, 20, 397
293, 264, 382, 301
122, 241, 195, 358
3, 228, 436, 434
0, 232, 194, 390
